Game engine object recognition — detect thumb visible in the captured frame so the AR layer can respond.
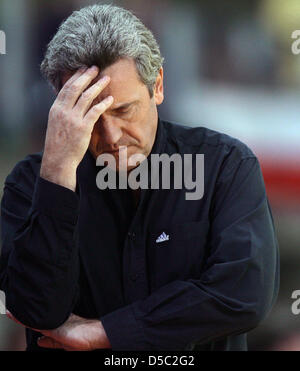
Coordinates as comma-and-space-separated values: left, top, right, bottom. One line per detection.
37, 336, 63, 349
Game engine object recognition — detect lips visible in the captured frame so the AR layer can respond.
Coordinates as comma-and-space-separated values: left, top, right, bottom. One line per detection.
106, 146, 127, 153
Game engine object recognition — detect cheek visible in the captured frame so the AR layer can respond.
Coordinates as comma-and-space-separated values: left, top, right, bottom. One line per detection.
90, 129, 98, 143
126, 123, 144, 143
89, 128, 101, 149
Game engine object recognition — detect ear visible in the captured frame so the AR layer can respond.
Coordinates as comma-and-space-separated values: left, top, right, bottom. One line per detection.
153, 67, 164, 105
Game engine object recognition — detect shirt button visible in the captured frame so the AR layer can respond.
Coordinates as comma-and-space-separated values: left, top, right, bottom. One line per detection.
128, 231, 136, 240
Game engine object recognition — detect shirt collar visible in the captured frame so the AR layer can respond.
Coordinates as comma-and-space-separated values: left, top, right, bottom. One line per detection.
149, 117, 166, 157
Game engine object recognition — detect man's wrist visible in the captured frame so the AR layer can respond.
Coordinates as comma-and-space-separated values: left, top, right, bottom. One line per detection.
91, 320, 111, 349
40, 159, 78, 192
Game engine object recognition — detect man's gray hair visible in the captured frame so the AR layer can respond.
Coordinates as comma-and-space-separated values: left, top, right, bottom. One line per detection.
40, 4, 164, 97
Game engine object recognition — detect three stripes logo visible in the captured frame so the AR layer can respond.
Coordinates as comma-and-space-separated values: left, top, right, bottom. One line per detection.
156, 232, 169, 243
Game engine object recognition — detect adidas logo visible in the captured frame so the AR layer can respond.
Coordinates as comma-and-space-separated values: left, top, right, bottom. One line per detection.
156, 232, 169, 243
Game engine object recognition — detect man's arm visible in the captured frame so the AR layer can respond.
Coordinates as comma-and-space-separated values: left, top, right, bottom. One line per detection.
0, 167, 81, 329
100, 157, 279, 350
6, 311, 111, 351
0, 66, 114, 329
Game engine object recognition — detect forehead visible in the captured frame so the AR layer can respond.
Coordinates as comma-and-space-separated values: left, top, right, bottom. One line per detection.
99, 58, 147, 101
61, 58, 148, 103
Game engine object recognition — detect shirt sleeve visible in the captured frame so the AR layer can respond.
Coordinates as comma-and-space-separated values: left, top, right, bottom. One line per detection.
100, 157, 280, 350
0, 161, 80, 330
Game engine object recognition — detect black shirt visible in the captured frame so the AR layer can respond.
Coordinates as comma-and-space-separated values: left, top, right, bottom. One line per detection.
0, 118, 279, 350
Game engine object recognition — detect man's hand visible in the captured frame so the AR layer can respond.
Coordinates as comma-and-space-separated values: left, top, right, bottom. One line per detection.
40, 65, 114, 191
6, 311, 111, 351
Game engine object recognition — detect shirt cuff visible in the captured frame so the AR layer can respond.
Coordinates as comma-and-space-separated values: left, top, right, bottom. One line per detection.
101, 304, 147, 350
31, 176, 79, 225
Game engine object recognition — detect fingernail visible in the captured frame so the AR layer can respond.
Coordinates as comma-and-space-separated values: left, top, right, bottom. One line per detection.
90, 65, 98, 72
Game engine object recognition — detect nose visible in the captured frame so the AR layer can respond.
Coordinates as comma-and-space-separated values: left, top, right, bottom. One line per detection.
99, 114, 123, 146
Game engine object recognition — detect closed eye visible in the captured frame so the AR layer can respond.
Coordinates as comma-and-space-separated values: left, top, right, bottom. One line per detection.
111, 100, 139, 115
116, 107, 131, 114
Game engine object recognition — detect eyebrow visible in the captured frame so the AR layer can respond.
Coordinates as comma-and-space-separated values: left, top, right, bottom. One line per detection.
111, 100, 139, 111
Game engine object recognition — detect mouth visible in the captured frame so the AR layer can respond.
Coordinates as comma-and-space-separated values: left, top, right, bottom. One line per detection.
105, 146, 128, 154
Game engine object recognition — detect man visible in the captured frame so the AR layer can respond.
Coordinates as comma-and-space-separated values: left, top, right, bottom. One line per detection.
0, 4, 279, 351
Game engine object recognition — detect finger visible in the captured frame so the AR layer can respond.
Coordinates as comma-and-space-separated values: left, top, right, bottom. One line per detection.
61, 67, 87, 88
74, 75, 111, 117
56, 67, 87, 99
37, 336, 63, 349
84, 95, 114, 128
57, 66, 100, 108
38, 336, 77, 351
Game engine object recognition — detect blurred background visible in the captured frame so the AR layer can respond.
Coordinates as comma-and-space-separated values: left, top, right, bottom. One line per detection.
0, 0, 300, 351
